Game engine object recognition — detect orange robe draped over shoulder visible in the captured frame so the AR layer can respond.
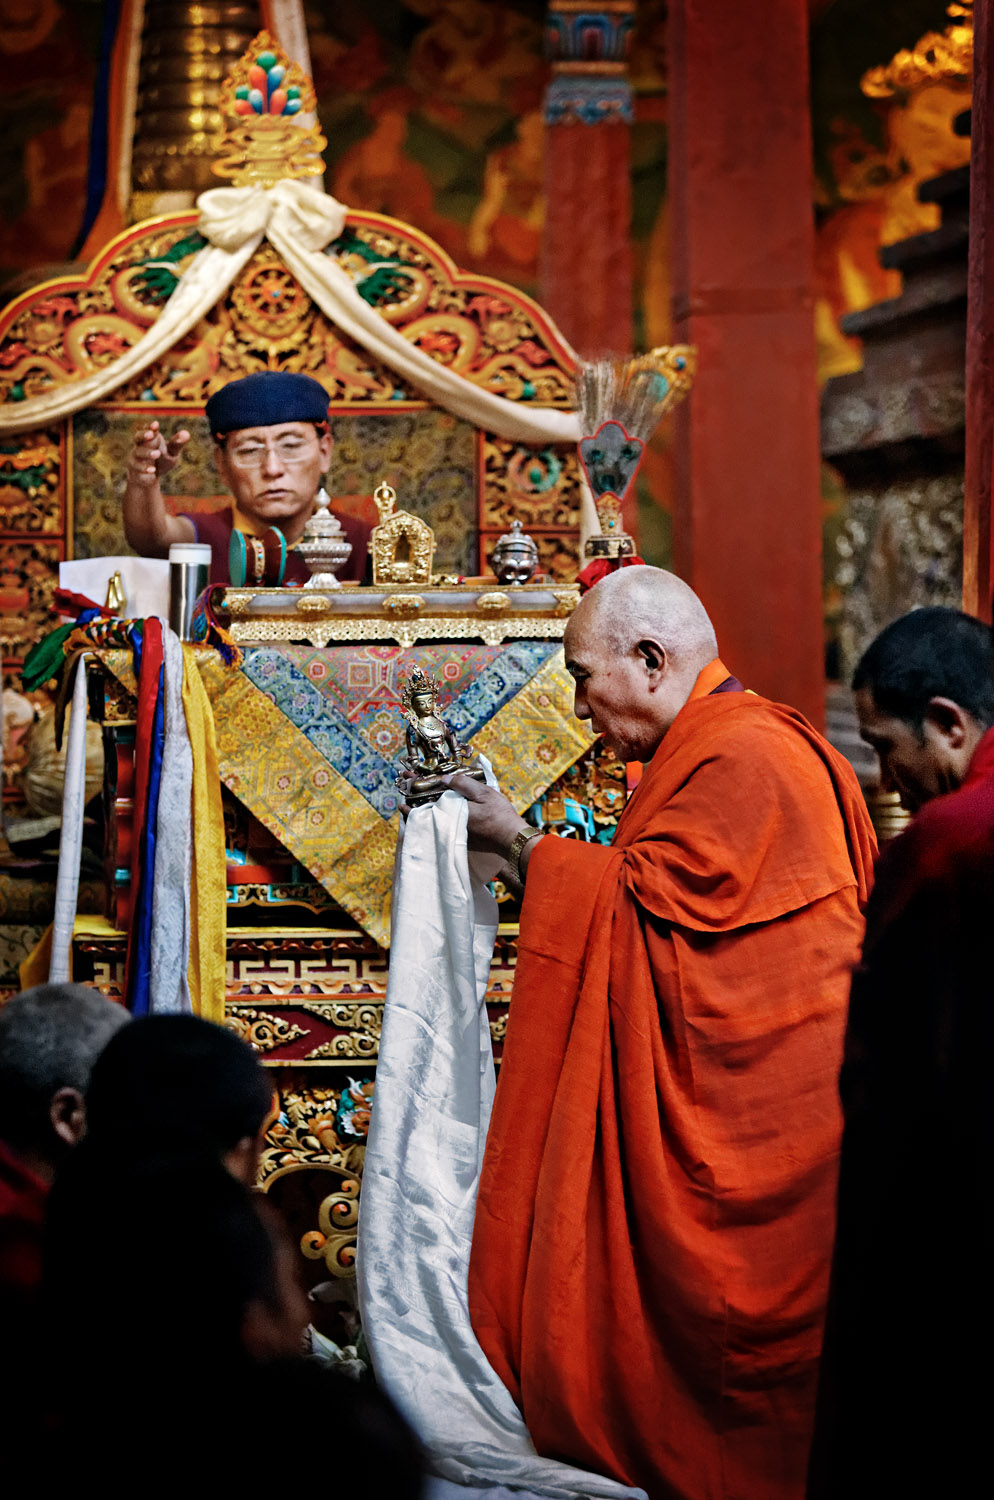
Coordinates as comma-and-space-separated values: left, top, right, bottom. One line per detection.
468, 668, 876, 1500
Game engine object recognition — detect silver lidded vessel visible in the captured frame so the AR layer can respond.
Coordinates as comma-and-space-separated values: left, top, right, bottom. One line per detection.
296, 488, 353, 589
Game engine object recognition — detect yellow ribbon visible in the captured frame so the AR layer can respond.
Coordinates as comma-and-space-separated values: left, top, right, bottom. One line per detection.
182, 647, 227, 1022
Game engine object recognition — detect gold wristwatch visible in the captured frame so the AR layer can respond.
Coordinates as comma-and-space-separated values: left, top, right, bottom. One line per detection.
507, 826, 544, 883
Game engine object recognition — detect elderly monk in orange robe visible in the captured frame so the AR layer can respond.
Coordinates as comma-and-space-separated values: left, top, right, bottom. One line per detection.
440, 567, 876, 1500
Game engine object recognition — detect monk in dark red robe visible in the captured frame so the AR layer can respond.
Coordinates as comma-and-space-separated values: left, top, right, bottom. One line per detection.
442, 567, 876, 1500
808, 607, 994, 1500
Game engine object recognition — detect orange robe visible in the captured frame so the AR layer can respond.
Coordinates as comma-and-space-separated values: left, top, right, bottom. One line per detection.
468, 663, 876, 1500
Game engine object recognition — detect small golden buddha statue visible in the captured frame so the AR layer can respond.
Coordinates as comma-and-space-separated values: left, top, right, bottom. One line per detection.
398, 666, 486, 806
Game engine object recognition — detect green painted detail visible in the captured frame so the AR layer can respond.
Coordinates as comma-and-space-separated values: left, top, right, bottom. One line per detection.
130, 231, 208, 303
326, 228, 417, 307
0, 463, 46, 492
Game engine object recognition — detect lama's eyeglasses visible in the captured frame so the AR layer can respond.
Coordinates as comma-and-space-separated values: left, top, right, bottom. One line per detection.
224, 437, 318, 468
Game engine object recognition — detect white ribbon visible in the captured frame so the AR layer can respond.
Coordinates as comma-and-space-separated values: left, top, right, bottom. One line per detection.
148, 623, 193, 1015
49, 656, 89, 983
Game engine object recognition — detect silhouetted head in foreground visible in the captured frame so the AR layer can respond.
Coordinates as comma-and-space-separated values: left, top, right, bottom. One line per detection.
84, 1012, 274, 1182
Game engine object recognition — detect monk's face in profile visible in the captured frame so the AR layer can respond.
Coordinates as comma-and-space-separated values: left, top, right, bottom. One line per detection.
564, 614, 688, 763
216, 421, 333, 541
855, 685, 980, 813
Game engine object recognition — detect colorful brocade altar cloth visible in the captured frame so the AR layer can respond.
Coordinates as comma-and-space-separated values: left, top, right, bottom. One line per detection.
101, 641, 594, 947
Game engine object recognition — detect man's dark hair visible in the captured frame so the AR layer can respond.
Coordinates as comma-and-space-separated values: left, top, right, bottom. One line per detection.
84, 1013, 272, 1158
853, 607, 994, 732
0, 983, 127, 1152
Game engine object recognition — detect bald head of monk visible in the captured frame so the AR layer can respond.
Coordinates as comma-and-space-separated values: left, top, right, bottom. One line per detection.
563, 566, 718, 762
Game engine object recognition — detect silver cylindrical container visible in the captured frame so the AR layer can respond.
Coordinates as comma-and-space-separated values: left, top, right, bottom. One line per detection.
168, 541, 211, 641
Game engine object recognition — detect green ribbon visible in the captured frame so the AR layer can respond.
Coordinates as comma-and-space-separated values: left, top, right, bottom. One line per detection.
21, 624, 74, 692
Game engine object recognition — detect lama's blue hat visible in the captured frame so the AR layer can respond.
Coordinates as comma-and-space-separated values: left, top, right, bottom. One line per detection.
205, 372, 330, 438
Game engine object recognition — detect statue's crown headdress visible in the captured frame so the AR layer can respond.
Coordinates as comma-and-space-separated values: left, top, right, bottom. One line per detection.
402, 667, 440, 709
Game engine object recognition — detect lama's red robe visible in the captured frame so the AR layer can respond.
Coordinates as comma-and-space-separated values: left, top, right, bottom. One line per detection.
468, 662, 876, 1500
808, 726, 994, 1500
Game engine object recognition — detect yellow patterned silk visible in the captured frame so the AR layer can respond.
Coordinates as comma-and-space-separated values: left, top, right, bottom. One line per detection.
101, 645, 594, 948
471, 650, 595, 813
181, 648, 227, 1021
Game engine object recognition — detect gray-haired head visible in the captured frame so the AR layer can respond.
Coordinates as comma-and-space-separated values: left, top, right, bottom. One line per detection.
574, 566, 717, 665
0, 983, 128, 1172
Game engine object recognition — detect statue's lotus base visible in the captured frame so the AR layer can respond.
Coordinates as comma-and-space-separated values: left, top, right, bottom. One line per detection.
406, 762, 487, 807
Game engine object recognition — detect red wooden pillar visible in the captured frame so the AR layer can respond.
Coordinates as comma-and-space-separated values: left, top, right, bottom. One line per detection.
964, 0, 993, 621
541, 2, 634, 360
667, 0, 825, 726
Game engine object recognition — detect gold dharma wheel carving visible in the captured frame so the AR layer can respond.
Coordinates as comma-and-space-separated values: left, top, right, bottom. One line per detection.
231, 260, 312, 339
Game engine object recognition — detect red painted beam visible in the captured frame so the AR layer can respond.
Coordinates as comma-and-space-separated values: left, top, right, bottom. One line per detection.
667, 0, 825, 727
542, 120, 634, 359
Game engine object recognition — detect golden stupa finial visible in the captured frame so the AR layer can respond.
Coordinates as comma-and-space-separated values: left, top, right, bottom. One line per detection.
861, 2, 973, 100
212, 31, 326, 187
373, 481, 398, 522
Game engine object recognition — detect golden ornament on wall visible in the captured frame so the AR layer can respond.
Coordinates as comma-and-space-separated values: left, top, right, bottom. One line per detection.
212, 30, 326, 187
862, 2, 973, 99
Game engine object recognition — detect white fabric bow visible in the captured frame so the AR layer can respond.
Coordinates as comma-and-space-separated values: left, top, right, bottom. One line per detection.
197, 179, 347, 254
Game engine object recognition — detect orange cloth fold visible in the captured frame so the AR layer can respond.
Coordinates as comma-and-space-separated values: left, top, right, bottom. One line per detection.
468, 687, 876, 1500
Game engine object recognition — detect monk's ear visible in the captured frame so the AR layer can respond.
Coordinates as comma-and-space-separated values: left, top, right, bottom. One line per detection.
923, 696, 971, 747
636, 640, 667, 681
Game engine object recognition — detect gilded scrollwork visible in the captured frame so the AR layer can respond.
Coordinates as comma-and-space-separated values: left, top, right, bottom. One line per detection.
260, 1080, 373, 1281
301, 1178, 361, 1278
482, 435, 582, 531
304, 1034, 380, 1060
861, 1, 972, 98
225, 1007, 309, 1054
0, 541, 61, 662
299, 1001, 384, 1032
222, 608, 576, 650
0, 429, 61, 535
326, 223, 574, 405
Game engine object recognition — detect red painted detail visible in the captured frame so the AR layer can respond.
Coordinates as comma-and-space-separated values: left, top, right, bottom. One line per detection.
541, 121, 633, 363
